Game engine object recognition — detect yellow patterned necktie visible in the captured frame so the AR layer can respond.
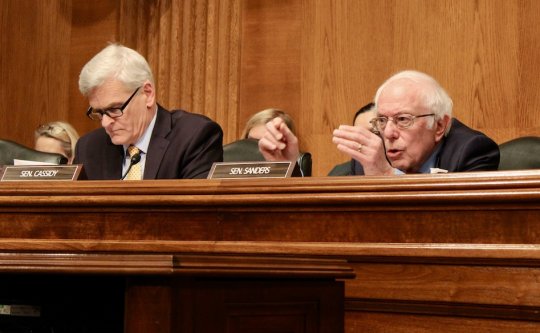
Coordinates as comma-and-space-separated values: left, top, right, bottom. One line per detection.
124, 145, 142, 180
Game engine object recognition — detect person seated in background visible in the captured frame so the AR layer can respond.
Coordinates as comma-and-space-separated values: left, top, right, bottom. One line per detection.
328, 102, 375, 176
259, 70, 500, 175
352, 102, 376, 129
74, 43, 223, 180
34, 121, 80, 164
241, 108, 296, 139
232, 108, 311, 176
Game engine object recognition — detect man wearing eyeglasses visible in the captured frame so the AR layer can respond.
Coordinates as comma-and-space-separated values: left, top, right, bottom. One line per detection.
73, 43, 223, 180
259, 70, 499, 175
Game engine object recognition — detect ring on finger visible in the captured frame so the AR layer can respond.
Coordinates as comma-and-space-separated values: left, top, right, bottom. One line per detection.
357, 143, 363, 152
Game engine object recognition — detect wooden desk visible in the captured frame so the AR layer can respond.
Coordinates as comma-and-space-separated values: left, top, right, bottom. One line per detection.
1, 170, 540, 332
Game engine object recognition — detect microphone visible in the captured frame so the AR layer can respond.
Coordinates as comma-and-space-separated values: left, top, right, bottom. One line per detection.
121, 152, 141, 180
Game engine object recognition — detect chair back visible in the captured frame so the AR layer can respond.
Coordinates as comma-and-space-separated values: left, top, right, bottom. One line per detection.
223, 139, 265, 162
328, 161, 352, 176
498, 136, 540, 170
0, 139, 68, 165
223, 139, 312, 176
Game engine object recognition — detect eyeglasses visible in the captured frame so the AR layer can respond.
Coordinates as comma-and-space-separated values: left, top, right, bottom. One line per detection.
370, 113, 435, 131
86, 87, 141, 121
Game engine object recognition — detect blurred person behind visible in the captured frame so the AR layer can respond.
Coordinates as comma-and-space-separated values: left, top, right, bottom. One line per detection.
35, 121, 80, 164
241, 108, 296, 140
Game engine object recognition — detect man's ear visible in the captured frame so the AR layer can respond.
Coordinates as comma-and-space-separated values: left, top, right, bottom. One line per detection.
141, 80, 156, 109
435, 115, 450, 142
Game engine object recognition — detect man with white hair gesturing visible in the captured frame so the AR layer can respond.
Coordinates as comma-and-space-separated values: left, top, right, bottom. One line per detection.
259, 70, 499, 175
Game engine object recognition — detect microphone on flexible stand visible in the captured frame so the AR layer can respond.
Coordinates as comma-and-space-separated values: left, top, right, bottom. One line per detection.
121, 152, 141, 180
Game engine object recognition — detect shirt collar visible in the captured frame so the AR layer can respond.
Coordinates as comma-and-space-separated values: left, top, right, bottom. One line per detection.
418, 142, 443, 174
123, 110, 158, 156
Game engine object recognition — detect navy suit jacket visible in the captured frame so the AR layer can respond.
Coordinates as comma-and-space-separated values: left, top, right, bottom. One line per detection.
352, 118, 500, 175
74, 105, 223, 180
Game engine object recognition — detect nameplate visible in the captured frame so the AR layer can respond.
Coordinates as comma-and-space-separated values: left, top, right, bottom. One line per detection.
208, 161, 294, 179
0, 165, 82, 181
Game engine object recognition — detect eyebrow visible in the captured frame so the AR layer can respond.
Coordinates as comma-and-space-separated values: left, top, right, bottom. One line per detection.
378, 110, 415, 116
92, 102, 124, 111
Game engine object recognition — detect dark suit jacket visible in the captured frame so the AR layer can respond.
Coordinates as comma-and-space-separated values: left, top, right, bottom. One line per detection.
74, 105, 223, 180
352, 118, 500, 175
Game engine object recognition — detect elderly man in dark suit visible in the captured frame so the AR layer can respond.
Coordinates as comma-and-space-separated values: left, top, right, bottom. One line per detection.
74, 44, 223, 180
259, 70, 499, 175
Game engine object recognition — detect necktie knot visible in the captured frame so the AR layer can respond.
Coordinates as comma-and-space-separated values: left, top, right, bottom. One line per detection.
127, 145, 140, 158
124, 145, 142, 180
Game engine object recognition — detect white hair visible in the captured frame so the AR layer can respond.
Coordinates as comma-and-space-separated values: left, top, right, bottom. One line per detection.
78, 43, 154, 96
374, 70, 453, 134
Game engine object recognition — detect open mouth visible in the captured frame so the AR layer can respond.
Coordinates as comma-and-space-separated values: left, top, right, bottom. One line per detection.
386, 149, 403, 159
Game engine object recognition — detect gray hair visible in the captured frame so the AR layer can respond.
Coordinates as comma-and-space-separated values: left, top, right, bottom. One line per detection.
78, 43, 154, 96
374, 70, 453, 134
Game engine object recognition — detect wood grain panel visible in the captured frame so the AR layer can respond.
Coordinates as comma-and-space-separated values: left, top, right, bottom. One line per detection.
0, 173, 539, 331
346, 263, 540, 306
239, 0, 302, 143
70, 0, 120, 138
345, 311, 540, 333
0, 0, 72, 147
119, 0, 241, 143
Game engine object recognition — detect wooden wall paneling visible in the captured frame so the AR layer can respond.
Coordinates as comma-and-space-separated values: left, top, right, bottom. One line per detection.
515, 0, 540, 141
70, 0, 120, 140
300, 0, 398, 176
214, 0, 241, 144
468, 0, 520, 141
239, 0, 302, 141
0, 0, 72, 148
119, 0, 241, 144
389, 0, 477, 122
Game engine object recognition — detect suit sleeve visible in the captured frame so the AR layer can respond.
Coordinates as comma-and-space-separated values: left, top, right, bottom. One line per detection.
179, 120, 223, 179
457, 135, 500, 171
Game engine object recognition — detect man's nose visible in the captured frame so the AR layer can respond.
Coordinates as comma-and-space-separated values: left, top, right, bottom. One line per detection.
101, 114, 114, 127
383, 120, 399, 139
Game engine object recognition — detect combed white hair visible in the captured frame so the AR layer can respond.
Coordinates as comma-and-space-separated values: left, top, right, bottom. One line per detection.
374, 70, 453, 134
79, 43, 154, 96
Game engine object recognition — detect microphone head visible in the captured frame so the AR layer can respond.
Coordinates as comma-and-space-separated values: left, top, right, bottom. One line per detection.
131, 153, 141, 165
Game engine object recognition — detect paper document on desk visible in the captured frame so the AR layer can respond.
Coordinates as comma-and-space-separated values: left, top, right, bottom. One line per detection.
13, 159, 57, 166
430, 168, 448, 174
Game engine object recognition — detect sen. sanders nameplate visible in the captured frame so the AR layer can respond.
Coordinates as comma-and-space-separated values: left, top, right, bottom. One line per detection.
208, 161, 294, 179
0, 165, 82, 181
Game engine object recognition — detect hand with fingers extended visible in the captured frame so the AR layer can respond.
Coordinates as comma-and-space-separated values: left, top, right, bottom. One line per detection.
258, 117, 300, 162
332, 125, 394, 175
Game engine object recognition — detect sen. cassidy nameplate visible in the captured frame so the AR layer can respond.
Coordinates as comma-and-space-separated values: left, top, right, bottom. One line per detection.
0, 165, 82, 181
208, 161, 294, 179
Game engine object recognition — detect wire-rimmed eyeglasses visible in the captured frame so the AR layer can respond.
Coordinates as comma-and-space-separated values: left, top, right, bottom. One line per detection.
86, 87, 141, 121
370, 113, 435, 131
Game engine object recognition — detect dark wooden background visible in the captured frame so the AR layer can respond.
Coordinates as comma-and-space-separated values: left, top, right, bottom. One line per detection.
2, 0, 540, 176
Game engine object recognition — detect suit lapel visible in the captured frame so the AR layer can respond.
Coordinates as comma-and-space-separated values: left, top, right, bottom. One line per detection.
144, 106, 172, 179
103, 137, 124, 180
